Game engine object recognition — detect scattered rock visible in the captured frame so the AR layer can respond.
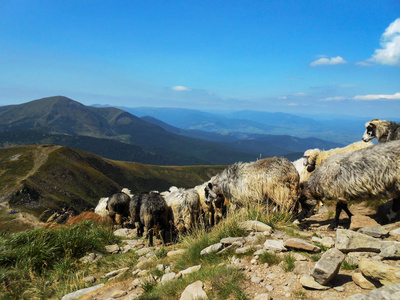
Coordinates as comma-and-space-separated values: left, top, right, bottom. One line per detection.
136, 247, 151, 256
111, 289, 127, 298
80, 252, 103, 263
311, 248, 345, 285
180, 280, 208, 300
177, 265, 202, 278
336, 229, 382, 253
284, 238, 321, 252
264, 239, 286, 252
61, 284, 105, 300
83, 276, 96, 284
105, 244, 121, 254
352, 272, 380, 290
220, 237, 246, 246
359, 259, 400, 285
358, 226, 389, 238
113, 228, 137, 238
200, 243, 223, 256
349, 215, 380, 231
161, 272, 176, 284
345, 283, 400, 300
167, 249, 185, 258
101, 267, 130, 279
380, 241, 400, 259
300, 274, 330, 290
239, 220, 273, 234
253, 293, 271, 300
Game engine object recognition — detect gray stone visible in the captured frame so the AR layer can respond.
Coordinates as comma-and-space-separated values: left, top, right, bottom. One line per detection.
350, 215, 380, 231
251, 276, 263, 283
136, 247, 151, 256
352, 272, 379, 290
80, 252, 103, 263
180, 280, 208, 300
321, 237, 335, 248
102, 267, 130, 279
360, 259, 400, 285
167, 249, 185, 258
359, 226, 389, 238
177, 265, 202, 278
311, 248, 345, 285
83, 276, 96, 283
284, 238, 321, 252
380, 241, 400, 259
114, 228, 137, 238
220, 237, 246, 246
161, 272, 176, 284
105, 244, 121, 254
300, 274, 330, 290
235, 245, 254, 254
61, 284, 105, 300
239, 220, 273, 234
336, 229, 382, 253
111, 290, 127, 298
264, 239, 286, 252
200, 243, 223, 256
253, 293, 271, 300
345, 283, 400, 300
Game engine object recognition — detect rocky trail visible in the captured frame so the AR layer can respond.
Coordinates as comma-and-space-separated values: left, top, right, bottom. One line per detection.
58, 203, 400, 300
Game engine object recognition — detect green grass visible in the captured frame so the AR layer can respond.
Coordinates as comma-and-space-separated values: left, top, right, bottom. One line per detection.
341, 259, 358, 270
282, 253, 295, 272
259, 251, 281, 265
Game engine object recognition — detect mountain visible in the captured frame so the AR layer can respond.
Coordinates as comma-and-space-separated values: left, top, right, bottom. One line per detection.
126, 107, 370, 144
0, 96, 256, 165
0, 144, 226, 222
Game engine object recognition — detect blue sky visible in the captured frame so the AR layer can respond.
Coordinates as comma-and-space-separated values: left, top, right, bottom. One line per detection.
1, 0, 400, 118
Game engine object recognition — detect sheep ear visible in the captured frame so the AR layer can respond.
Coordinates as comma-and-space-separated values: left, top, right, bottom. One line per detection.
208, 182, 213, 189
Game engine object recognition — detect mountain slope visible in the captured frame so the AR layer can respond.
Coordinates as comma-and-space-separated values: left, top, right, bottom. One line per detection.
0, 145, 226, 220
0, 96, 256, 164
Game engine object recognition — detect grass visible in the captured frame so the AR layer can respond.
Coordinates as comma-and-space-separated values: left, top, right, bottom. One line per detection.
341, 259, 358, 270
282, 254, 295, 272
259, 251, 281, 265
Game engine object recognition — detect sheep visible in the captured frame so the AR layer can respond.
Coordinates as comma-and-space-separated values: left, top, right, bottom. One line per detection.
163, 187, 200, 234
94, 197, 109, 217
107, 189, 133, 225
130, 191, 169, 246
301, 140, 400, 229
292, 156, 310, 184
194, 182, 216, 227
205, 157, 300, 215
362, 119, 400, 143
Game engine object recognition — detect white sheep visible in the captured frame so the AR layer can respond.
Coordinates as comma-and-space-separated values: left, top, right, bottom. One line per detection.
164, 187, 200, 234
205, 157, 300, 214
301, 140, 400, 229
94, 197, 109, 217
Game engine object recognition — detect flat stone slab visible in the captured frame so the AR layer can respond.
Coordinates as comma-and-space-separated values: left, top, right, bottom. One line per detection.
284, 238, 321, 253
239, 220, 272, 233
180, 280, 208, 300
300, 274, 330, 290
61, 284, 105, 300
345, 283, 400, 300
264, 239, 286, 252
336, 229, 382, 253
200, 243, 223, 256
359, 259, 400, 285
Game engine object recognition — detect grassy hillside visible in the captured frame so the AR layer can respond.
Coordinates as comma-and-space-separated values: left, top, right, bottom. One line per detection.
0, 145, 226, 223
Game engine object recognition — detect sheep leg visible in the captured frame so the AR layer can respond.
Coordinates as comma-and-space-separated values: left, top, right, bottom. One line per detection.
388, 197, 400, 223
330, 201, 349, 230
148, 227, 154, 247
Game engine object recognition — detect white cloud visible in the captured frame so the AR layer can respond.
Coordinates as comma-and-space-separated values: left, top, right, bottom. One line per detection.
353, 92, 400, 100
367, 18, 400, 66
171, 86, 191, 91
293, 92, 306, 96
310, 56, 347, 67
278, 96, 287, 100
356, 61, 373, 67
320, 96, 346, 102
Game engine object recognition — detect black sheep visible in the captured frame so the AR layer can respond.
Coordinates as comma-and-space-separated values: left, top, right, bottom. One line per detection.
107, 192, 131, 225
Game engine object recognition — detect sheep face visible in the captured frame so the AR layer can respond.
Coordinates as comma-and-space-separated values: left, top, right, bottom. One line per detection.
363, 119, 390, 142
204, 182, 224, 205
363, 122, 377, 142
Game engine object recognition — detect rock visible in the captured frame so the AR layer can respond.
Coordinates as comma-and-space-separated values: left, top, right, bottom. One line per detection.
264, 239, 286, 252
180, 280, 208, 300
102, 267, 130, 279
239, 220, 273, 234
136, 247, 151, 256
284, 238, 321, 252
127, 294, 140, 300
220, 237, 246, 246
83, 276, 96, 284
300, 274, 330, 290
156, 264, 165, 272
251, 276, 263, 283
390, 227, 400, 241
61, 284, 105, 300
359, 259, 400, 285
235, 245, 255, 254
349, 215, 380, 231
352, 272, 379, 290
105, 244, 121, 254
292, 253, 308, 261
177, 265, 202, 278
358, 226, 389, 238
80, 252, 103, 263
111, 289, 127, 298
345, 283, 400, 300
380, 241, 400, 259
200, 243, 223, 256
336, 229, 382, 253
311, 248, 345, 285
161, 272, 176, 284
253, 293, 271, 300
167, 249, 185, 258
321, 237, 335, 248
113, 228, 137, 238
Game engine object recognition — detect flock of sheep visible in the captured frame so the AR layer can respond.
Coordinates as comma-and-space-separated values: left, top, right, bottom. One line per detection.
95, 119, 400, 245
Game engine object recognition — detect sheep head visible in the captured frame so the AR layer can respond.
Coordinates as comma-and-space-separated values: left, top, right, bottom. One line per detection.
303, 148, 320, 172
204, 182, 224, 205
363, 119, 390, 142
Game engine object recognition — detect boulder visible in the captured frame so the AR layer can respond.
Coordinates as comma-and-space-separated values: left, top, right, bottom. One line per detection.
359, 259, 400, 285
284, 238, 321, 253
239, 220, 272, 234
352, 272, 380, 290
180, 280, 208, 300
336, 229, 382, 253
345, 283, 400, 300
177, 265, 202, 278
380, 241, 400, 259
311, 248, 345, 285
300, 274, 330, 290
349, 215, 379, 231
200, 243, 223, 256
264, 239, 286, 252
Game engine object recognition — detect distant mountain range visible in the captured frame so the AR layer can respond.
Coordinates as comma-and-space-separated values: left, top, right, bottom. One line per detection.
0, 96, 346, 165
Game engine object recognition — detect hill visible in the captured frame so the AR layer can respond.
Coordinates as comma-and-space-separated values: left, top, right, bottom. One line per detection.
0, 96, 256, 165
0, 144, 225, 224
